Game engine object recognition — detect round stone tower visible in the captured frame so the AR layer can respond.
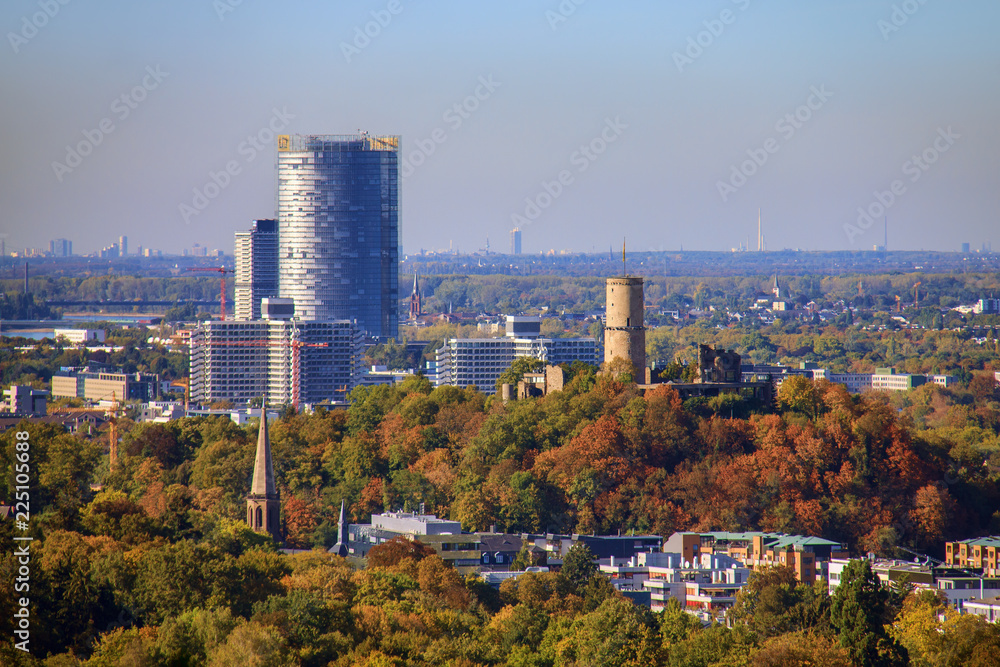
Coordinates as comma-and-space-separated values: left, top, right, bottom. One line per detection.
604, 276, 645, 377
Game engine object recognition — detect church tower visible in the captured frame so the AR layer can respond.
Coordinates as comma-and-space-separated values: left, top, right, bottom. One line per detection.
408, 273, 422, 320
246, 406, 281, 543
330, 499, 349, 557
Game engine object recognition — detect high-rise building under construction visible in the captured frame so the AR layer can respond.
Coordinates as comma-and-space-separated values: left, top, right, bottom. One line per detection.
276, 133, 400, 339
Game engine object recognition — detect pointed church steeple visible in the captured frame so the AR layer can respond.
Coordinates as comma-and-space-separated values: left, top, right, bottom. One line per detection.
330, 499, 349, 557
251, 405, 277, 496
246, 401, 281, 542
408, 272, 422, 320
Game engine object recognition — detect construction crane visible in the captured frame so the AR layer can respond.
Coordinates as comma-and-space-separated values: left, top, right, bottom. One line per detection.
185, 267, 233, 320
107, 391, 122, 471
190, 337, 330, 410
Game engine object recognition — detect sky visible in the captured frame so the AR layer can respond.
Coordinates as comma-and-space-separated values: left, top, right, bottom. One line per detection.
1, 0, 998, 256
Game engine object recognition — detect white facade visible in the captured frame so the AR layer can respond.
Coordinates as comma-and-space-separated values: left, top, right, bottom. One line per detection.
276, 134, 399, 338
434, 335, 598, 394
234, 219, 279, 321
53, 329, 106, 344
190, 319, 364, 406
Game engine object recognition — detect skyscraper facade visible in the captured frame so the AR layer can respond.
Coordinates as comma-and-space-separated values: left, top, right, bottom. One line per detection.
276, 134, 400, 339
234, 219, 279, 320
510, 227, 522, 255
119, 235, 128, 257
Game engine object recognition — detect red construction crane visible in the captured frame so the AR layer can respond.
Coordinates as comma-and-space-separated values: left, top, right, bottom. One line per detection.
190, 337, 330, 410
186, 267, 233, 319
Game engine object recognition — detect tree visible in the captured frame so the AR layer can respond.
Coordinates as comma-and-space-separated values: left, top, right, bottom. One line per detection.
830, 559, 907, 666
365, 536, 436, 569
560, 543, 598, 594
496, 356, 545, 393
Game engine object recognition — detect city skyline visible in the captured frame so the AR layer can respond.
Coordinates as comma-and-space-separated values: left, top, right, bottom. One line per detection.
2, 2, 998, 256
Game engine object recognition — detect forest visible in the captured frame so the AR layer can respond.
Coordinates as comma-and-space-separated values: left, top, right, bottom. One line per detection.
3, 364, 1000, 664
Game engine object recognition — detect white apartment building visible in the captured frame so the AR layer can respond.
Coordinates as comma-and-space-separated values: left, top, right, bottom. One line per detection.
190, 314, 364, 407
434, 316, 598, 394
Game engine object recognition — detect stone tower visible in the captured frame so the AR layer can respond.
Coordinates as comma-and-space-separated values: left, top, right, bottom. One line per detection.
246, 407, 281, 543
604, 276, 646, 377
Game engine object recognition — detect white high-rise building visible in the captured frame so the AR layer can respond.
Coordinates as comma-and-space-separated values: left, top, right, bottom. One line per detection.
276, 134, 400, 338
189, 313, 365, 407
234, 219, 279, 320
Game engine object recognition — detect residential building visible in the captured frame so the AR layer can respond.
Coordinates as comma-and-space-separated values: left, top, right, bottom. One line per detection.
51, 369, 159, 403
640, 551, 751, 614
189, 317, 364, 407
234, 219, 279, 320
342, 511, 482, 572
3, 386, 48, 416
946, 537, 1000, 576
511, 227, 522, 255
975, 298, 1000, 314
434, 316, 598, 394
49, 238, 72, 257
965, 596, 1000, 622
53, 329, 105, 344
119, 235, 128, 257
664, 531, 848, 583
276, 134, 399, 338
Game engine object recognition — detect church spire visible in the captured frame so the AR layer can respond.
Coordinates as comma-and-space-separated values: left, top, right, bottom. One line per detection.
330, 499, 349, 557
251, 405, 277, 496
247, 400, 281, 542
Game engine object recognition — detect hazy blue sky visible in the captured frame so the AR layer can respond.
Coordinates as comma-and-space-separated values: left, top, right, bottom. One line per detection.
2, 0, 998, 256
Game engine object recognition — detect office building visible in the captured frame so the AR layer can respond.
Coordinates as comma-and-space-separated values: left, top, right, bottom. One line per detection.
3, 386, 48, 416
434, 316, 598, 394
511, 227, 522, 255
49, 239, 72, 257
339, 511, 482, 571
276, 134, 400, 338
51, 369, 159, 403
234, 219, 279, 320
53, 329, 105, 344
119, 236, 128, 257
189, 316, 364, 407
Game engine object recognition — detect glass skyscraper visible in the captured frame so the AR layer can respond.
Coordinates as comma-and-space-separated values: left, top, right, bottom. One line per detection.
234, 219, 278, 321
276, 134, 400, 339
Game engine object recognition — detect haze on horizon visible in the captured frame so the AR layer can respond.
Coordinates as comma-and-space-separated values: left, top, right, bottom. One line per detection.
1, 0, 997, 257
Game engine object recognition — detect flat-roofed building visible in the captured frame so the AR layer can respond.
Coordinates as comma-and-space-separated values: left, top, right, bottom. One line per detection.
51, 369, 159, 403
189, 319, 364, 407
434, 316, 598, 394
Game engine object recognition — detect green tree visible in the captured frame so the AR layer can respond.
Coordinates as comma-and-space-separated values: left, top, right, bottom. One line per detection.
559, 543, 598, 594
830, 560, 907, 666
496, 356, 545, 393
